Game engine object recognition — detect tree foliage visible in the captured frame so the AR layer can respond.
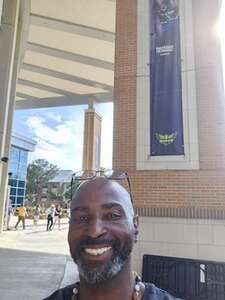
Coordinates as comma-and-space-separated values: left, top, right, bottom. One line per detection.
26, 159, 59, 203
64, 181, 80, 202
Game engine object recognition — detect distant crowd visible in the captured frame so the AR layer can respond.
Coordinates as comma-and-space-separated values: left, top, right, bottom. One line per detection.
4, 201, 70, 231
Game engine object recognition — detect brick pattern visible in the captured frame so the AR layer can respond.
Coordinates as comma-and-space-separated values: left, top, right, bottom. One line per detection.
83, 109, 102, 170
113, 0, 137, 170
135, 207, 225, 220
113, 0, 225, 218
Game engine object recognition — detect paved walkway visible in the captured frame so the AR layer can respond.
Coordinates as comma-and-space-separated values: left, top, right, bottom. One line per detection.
0, 216, 79, 300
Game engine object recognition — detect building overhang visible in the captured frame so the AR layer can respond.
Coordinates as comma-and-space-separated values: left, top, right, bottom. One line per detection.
15, 0, 115, 110
11, 132, 37, 151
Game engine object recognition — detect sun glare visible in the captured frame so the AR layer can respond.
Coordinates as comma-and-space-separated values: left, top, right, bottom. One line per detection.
218, 1, 225, 38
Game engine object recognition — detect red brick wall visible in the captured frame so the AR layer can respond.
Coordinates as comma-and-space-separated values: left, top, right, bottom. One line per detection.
113, 0, 225, 218
114, 0, 137, 169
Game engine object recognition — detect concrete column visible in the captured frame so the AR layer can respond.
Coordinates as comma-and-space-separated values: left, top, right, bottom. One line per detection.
0, 0, 21, 233
0, 1, 3, 26
82, 103, 102, 170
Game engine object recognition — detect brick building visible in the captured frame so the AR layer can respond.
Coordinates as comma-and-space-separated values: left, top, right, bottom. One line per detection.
47, 170, 73, 204
114, 0, 225, 272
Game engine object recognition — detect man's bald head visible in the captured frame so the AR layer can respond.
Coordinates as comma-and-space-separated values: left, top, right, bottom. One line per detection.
68, 177, 138, 284
71, 177, 134, 219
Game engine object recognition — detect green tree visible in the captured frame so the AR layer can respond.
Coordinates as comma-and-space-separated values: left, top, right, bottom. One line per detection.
48, 189, 64, 202
64, 181, 80, 202
26, 159, 59, 204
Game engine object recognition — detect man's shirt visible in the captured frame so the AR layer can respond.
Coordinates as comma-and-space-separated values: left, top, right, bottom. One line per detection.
43, 282, 183, 300
18, 207, 26, 217
143, 283, 183, 299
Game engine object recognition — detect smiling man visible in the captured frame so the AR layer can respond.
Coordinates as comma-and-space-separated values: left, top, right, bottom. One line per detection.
44, 177, 182, 300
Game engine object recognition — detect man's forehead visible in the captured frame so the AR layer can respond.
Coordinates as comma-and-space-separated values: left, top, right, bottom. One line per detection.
71, 178, 132, 210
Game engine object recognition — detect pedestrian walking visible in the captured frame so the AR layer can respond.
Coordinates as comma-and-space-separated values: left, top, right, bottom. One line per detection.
33, 204, 41, 226
15, 205, 27, 230
46, 204, 55, 231
53, 204, 62, 230
4, 198, 13, 230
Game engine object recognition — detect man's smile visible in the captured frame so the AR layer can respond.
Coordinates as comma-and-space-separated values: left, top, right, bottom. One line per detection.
78, 243, 115, 265
84, 246, 112, 256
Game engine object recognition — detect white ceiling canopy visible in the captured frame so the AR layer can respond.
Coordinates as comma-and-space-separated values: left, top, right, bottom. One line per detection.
16, 0, 115, 109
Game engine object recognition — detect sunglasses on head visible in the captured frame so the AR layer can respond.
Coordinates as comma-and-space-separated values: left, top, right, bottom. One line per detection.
70, 169, 133, 204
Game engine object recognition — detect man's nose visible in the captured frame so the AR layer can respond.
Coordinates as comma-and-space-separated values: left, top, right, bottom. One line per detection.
86, 218, 106, 238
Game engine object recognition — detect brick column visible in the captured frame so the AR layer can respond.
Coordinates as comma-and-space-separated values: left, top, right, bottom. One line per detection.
82, 105, 102, 171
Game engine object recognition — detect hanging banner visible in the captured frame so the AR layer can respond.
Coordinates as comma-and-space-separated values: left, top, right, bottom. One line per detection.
150, 0, 184, 156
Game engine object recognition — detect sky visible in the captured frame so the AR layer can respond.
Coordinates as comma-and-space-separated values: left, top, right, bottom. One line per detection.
13, 103, 113, 171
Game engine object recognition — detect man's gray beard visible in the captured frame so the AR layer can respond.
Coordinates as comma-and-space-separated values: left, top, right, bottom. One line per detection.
76, 252, 130, 284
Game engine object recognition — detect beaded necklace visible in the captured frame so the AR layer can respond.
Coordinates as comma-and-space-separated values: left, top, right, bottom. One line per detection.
71, 273, 144, 300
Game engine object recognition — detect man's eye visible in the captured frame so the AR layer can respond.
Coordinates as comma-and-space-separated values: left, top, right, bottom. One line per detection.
108, 212, 121, 220
70, 215, 88, 225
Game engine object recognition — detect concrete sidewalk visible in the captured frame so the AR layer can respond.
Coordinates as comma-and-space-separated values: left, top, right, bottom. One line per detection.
0, 216, 79, 300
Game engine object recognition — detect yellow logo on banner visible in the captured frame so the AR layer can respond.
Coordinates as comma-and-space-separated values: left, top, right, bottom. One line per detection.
155, 132, 177, 146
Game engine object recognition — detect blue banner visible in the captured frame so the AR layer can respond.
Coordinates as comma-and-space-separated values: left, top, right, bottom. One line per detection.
150, 0, 184, 156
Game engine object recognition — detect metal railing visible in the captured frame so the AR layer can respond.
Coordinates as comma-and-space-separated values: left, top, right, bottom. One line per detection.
142, 254, 225, 300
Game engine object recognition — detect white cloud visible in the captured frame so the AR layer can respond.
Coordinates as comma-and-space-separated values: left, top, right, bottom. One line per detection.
26, 115, 84, 170
46, 112, 62, 122
24, 103, 113, 171
26, 116, 79, 145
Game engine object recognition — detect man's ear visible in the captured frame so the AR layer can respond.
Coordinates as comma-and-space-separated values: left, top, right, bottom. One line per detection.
133, 214, 139, 229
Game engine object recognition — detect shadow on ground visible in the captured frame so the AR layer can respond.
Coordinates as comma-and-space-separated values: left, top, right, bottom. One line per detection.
0, 247, 77, 300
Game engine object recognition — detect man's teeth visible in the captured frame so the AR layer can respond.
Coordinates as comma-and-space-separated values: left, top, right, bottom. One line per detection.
84, 246, 112, 256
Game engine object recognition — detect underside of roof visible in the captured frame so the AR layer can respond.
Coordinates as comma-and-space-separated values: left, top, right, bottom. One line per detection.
15, 0, 115, 110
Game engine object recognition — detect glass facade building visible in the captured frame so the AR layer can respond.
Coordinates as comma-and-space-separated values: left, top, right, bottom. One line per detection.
8, 133, 36, 207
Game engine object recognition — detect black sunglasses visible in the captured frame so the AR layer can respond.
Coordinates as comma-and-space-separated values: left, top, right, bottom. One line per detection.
70, 169, 133, 204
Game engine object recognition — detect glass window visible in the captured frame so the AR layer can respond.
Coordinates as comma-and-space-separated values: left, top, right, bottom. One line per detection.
18, 188, 25, 196
18, 158, 28, 179
10, 188, 17, 196
9, 163, 18, 177
18, 181, 25, 188
10, 179, 17, 187
18, 170, 26, 180
10, 196, 16, 205
19, 150, 28, 165
16, 197, 24, 206
9, 146, 29, 205
11, 179, 17, 186
19, 164, 27, 172
51, 188, 58, 193
10, 147, 19, 162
